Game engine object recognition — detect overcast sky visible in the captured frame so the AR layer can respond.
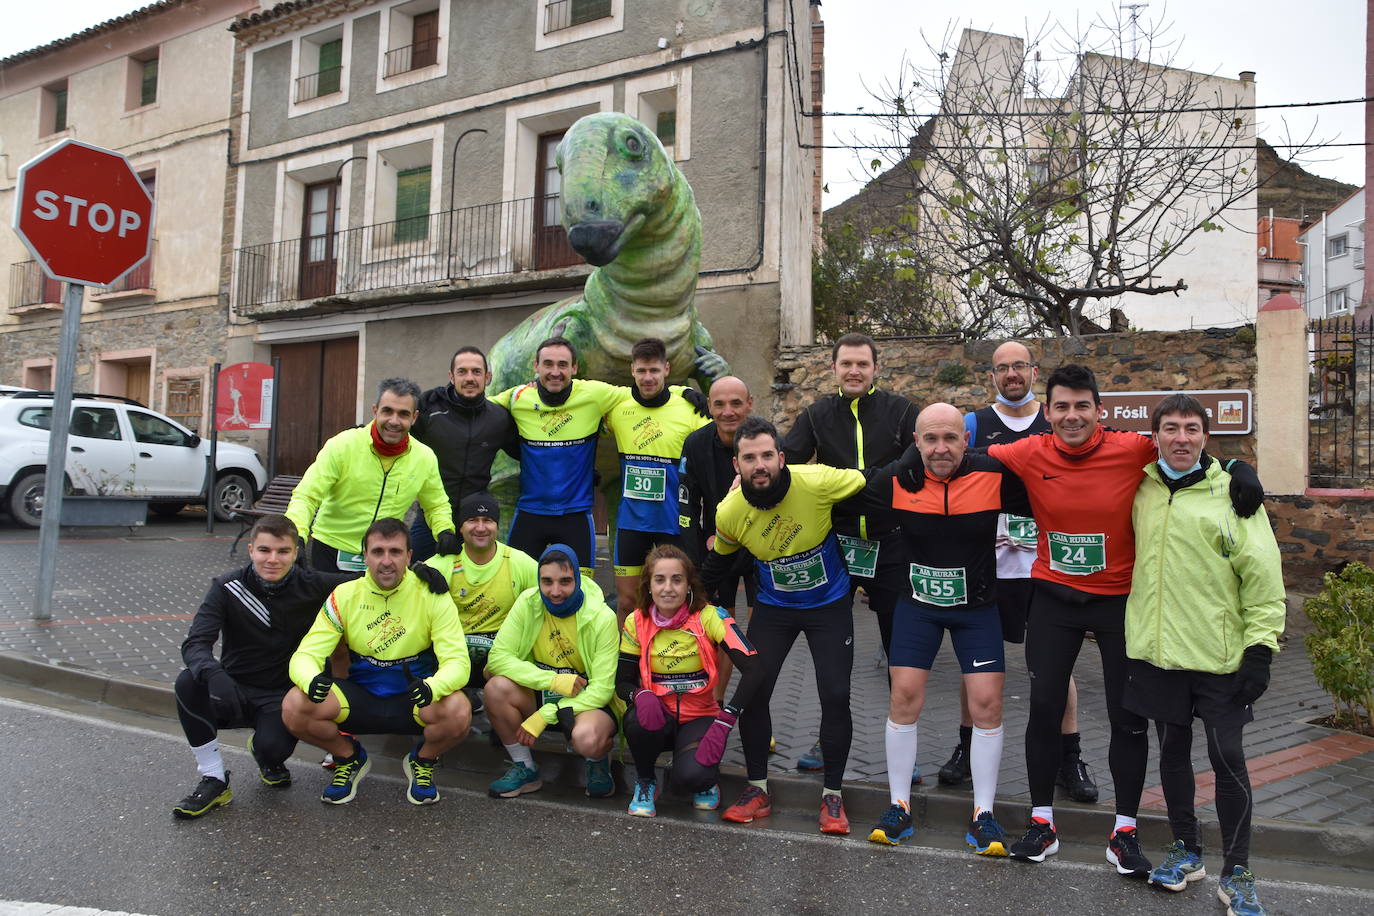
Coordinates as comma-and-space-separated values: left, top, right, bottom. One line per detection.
4, 0, 1365, 209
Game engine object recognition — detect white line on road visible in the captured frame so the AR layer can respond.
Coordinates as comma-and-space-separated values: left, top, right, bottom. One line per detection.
0, 902, 159, 916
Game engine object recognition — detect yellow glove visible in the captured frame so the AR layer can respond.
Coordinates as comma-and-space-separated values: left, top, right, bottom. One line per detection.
520, 710, 548, 738
548, 672, 581, 697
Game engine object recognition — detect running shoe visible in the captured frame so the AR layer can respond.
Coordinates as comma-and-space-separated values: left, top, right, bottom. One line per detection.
247, 735, 291, 788
912, 763, 923, 785
692, 784, 721, 811
868, 803, 914, 846
1009, 817, 1059, 863
488, 761, 542, 798
769, 735, 778, 754
1148, 840, 1205, 891
172, 773, 231, 819
628, 778, 658, 817
1106, 826, 1152, 878
321, 740, 370, 805
966, 810, 1010, 856
1057, 753, 1099, 803
1217, 866, 1266, 916
938, 744, 972, 787
585, 756, 615, 798
797, 740, 824, 772
819, 793, 850, 835
403, 747, 439, 805
721, 785, 772, 823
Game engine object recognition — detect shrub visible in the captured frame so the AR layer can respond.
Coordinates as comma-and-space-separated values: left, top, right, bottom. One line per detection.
935, 363, 968, 386
1305, 561, 1374, 734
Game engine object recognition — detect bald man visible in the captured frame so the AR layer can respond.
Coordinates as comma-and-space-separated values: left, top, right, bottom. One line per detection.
861, 403, 1029, 854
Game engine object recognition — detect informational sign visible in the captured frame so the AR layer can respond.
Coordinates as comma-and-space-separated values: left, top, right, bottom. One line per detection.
1097, 389, 1252, 435
216, 361, 275, 430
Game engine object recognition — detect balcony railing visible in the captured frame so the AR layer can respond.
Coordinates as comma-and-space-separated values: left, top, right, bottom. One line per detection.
295, 66, 343, 102
384, 37, 439, 76
8, 260, 63, 312
544, 0, 612, 34
231, 195, 583, 311
93, 241, 156, 302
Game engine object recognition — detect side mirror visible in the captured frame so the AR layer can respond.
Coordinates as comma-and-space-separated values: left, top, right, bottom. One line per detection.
189, 434, 201, 447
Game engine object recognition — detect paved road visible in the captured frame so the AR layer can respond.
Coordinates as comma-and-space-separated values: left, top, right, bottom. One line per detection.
2, 684, 1371, 916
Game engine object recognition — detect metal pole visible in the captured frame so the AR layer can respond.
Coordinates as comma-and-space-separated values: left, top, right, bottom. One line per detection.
33, 282, 86, 620
267, 356, 281, 480
206, 363, 220, 534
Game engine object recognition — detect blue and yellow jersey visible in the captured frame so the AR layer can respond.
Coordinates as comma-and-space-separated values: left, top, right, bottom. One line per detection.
711, 464, 866, 608
605, 386, 710, 534
493, 379, 627, 514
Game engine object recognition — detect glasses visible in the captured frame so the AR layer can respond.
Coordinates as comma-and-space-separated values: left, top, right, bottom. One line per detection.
992, 361, 1035, 375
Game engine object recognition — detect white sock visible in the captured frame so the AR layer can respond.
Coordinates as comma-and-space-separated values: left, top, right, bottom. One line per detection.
971, 724, 1004, 815
885, 718, 919, 808
822, 787, 842, 799
1114, 814, 1137, 833
503, 743, 535, 769
1031, 805, 1055, 827
192, 739, 225, 781
748, 778, 769, 791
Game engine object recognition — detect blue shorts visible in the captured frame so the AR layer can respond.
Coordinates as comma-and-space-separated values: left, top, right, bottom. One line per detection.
889, 598, 1005, 673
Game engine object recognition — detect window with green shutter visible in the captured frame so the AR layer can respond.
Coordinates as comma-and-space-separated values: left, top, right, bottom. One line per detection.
394, 167, 431, 243
655, 110, 677, 149
52, 88, 68, 133
140, 58, 159, 106
317, 39, 342, 96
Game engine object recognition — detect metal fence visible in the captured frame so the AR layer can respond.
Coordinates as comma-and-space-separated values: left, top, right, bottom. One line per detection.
231, 195, 581, 311
1310, 316, 1374, 488
544, 0, 612, 33
8, 261, 61, 311
383, 38, 439, 76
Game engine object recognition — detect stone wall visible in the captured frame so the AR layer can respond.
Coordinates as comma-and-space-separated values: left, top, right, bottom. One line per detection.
1269, 493, 1374, 594
770, 327, 1257, 462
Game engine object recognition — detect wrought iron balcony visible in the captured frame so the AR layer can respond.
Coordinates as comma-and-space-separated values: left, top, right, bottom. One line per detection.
384, 37, 440, 76
545, 0, 612, 34
7, 260, 63, 313
296, 66, 343, 102
231, 195, 583, 313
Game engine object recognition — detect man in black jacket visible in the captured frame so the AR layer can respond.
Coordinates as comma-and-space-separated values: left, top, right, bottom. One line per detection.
781, 332, 918, 774
410, 346, 518, 560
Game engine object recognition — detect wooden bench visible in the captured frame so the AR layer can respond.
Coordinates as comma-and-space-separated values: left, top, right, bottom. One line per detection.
229, 474, 302, 556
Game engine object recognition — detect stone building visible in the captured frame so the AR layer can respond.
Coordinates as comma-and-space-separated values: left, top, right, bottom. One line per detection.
224, 0, 822, 473
0, 0, 256, 433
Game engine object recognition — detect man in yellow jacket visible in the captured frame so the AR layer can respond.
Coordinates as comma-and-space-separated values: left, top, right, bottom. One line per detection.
1124, 394, 1284, 915
287, 378, 457, 572
283, 518, 471, 806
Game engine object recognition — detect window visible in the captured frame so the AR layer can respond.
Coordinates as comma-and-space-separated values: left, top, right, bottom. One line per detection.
384, 8, 438, 75
536, 0, 622, 49
18, 408, 53, 431
627, 70, 692, 160
129, 410, 194, 447
164, 376, 204, 434
295, 26, 347, 104
70, 407, 123, 441
317, 39, 343, 96
378, 0, 448, 91
394, 167, 431, 242
1327, 287, 1349, 316
42, 82, 69, 135
1327, 234, 1348, 258
126, 51, 159, 109
365, 130, 438, 251
546, 0, 612, 32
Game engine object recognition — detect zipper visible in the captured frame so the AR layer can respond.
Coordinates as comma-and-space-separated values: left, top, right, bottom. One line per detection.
1154, 480, 1172, 661
851, 396, 868, 539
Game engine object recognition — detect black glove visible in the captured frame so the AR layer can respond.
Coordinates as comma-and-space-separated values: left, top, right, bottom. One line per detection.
435, 530, 462, 556
306, 663, 334, 704
896, 441, 925, 492
1226, 460, 1264, 518
205, 669, 245, 724
556, 705, 577, 736
682, 386, 710, 418
402, 664, 434, 708
411, 560, 450, 595
1232, 644, 1273, 706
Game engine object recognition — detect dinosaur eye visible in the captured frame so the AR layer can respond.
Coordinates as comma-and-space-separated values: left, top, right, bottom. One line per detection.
620, 131, 646, 160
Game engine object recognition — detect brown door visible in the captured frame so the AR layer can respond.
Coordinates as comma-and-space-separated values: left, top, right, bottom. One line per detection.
534, 131, 580, 269
270, 337, 358, 475
124, 361, 151, 404
412, 10, 439, 69
299, 181, 339, 300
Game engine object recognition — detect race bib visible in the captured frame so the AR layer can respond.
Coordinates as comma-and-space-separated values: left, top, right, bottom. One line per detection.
335, 550, 366, 572
1046, 532, 1107, 575
768, 551, 829, 593
535, 662, 584, 707
1006, 514, 1038, 548
465, 633, 495, 652
623, 464, 666, 501
650, 671, 710, 694
836, 534, 879, 578
909, 563, 968, 607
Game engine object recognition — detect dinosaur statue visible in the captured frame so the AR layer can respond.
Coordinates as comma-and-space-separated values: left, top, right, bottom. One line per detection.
487, 111, 729, 391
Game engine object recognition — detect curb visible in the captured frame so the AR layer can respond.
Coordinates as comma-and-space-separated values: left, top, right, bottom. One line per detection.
3, 649, 1371, 873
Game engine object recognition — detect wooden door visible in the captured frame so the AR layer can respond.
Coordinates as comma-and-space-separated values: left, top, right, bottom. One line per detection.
270, 337, 358, 475
412, 10, 439, 68
124, 361, 151, 405
534, 131, 579, 270
299, 181, 339, 300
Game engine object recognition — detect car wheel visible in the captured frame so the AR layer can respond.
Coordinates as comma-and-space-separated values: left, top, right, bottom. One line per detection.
8, 471, 47, 528
213, 473, 253, 522
150, 502, 186, 518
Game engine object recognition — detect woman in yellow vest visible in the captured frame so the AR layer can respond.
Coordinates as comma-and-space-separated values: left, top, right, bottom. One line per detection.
617, 545, 762, 816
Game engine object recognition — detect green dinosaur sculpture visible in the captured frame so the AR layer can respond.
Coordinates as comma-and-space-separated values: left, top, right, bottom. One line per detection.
487, 111, 729, 391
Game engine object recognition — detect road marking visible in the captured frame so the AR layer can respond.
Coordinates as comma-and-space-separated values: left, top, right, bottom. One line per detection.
1, 902, 159, 916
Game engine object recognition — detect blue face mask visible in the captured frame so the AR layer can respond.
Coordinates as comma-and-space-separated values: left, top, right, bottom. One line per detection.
1157, 457, 1202, 480
539, 543, 584, 618
996, 391, 1036, 408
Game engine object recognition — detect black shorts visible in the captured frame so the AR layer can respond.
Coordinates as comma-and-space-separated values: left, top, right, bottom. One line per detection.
466, 632, 496, 689
334, 679, 425, 736
613, 528, 680, 578
508, 509, 596, 570
711, 552, 757, 610
1123, 658, 1255, 728
996, 577, 1033, 644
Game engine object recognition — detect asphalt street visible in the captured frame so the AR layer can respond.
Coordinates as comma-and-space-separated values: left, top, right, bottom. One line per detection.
2, 683, 1370, 916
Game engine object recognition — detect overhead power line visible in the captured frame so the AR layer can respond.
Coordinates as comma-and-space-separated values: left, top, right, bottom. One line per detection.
808, 95, 1374, 120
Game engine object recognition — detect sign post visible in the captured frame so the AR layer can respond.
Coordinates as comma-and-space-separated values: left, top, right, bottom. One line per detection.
11, 139, 155, 620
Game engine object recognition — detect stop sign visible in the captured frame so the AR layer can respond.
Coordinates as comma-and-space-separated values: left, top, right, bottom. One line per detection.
11, 139, 155, 287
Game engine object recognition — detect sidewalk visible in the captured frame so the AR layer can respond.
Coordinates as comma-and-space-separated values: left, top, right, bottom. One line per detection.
2, 515, 1373, 841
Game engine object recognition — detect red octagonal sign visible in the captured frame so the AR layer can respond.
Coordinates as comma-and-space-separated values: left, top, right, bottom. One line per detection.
12, 139, 155, 288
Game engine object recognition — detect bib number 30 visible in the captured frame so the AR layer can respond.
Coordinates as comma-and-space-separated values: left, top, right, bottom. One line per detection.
1046, 531, 1107, 575
623, 465, 666, 501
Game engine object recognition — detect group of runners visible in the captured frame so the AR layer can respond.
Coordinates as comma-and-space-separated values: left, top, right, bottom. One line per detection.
170, 332, 1282, 916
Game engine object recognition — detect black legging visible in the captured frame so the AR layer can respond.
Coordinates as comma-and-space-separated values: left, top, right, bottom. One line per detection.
624, 705, 717, 793
846, 531, 904, 655
740, 598, 854, 790
1157, 717, 1253, 873
1023, 585, 1148, 815
173, 669, 297, 766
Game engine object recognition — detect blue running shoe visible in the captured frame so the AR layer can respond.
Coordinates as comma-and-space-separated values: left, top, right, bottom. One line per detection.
627, 778, 658, 817
1149, 840, 1205, 891
966, 810, 1010, 856
321, 739, 369, 805
585, 756, 615, 798
912, 762, 923, 785
867, 803, 914, 846
403, 747, 439, 805
1217, 866, 1266, 916
797, 740, 824, 772
488, 761, 542, 798
693, 784, 721, 810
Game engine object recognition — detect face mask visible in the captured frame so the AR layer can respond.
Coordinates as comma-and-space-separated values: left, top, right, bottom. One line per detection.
996, 391, 1036, 408
1157, 457, 1201, 480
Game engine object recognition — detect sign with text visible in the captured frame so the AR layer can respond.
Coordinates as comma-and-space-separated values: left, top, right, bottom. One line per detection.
216, 362, 275, 430
1097, 389, 1252, 435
